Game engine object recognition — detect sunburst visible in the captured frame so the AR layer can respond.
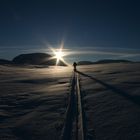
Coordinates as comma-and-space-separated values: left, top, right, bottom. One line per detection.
49, 42, 68, 66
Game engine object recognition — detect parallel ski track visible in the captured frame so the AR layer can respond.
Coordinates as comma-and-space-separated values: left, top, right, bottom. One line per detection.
61, 72, 86, 140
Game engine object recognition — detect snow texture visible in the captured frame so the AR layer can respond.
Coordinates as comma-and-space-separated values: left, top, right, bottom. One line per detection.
0, 63, 140, 140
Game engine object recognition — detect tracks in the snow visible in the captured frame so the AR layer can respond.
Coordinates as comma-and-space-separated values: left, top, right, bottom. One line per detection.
61, 72, 86, 140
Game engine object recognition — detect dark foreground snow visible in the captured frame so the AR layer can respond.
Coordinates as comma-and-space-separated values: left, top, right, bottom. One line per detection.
79, 63, 140, 140
0, 63, 140, 140
0, 66, 72, 140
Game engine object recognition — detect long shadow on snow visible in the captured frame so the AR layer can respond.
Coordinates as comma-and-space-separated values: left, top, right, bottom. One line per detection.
77, 71, 140, 106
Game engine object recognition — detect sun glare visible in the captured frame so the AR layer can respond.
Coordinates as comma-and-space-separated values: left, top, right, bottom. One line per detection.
54, 48, 64, 65
55, 49, 63, 59
49, 41, 68, 66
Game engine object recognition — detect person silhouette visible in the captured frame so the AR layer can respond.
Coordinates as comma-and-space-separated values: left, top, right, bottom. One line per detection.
73, 62, 77, 71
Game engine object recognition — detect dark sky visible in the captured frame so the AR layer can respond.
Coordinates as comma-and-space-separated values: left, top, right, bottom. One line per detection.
0, 0, 140, 61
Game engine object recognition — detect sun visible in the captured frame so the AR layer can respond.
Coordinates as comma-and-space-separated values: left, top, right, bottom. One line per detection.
49, 42, 68, 66
54, 48, 65, 65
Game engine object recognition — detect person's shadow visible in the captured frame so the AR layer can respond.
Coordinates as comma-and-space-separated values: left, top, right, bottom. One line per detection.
76, 70, 140, 106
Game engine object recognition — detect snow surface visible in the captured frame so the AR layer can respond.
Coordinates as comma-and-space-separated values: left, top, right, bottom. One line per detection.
0, 63, 140, 140
0, 66, 72, 140
78, 63, 140, 140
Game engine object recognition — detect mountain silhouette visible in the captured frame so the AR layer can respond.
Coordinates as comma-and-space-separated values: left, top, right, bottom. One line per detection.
77, 61, 93, 65
0, 54, 134, 66
12, 53, 66, 66
78, 59, 132, 65
0, 59, 13, 64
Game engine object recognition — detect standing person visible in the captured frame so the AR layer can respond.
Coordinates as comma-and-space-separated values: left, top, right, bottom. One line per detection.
73, 62, 77, 71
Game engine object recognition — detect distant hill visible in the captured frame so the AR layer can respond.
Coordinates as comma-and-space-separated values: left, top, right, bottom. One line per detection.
12, 53, 67, 66
78, 59, 132, 65
0, 59, 13, 64
94, 59, 132, 64
77, 61, 93, 65
0, 54, 134, 66
0, 53, 67, 66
